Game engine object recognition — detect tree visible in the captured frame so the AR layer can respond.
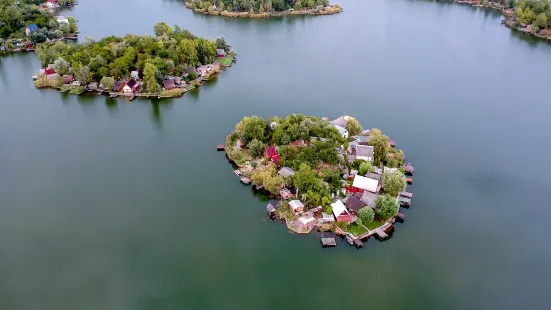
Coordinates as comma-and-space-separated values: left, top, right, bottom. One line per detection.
100, 76, 115, 90
381, 170, 406, 197
52, 57, 71, 75
215, 36, 230, 52
293, 163, 320, 193
481, 0, 488, 6
247, 138, 266, 158
359, 161, 374, 175
346, 118, 362, 136
154, 22, 172, 37
370, 128, 381, 136
242, 115, 267, 143
75, 65, 90, 84
68, 17, 77, 33
272, 0, 284, 11
48, 19, 58, 30
196, 38, 216, 64
375, 194, 398, 220
358, 206, 375, 225
368, 134, 389, 166
249, 163, 283, 193
534, 12, 547, 28
144, 63, 159, 93
294, 0, 302, 10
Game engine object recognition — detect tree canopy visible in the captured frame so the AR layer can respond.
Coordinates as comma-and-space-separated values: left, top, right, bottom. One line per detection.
190, 0, 331, 13
346, 118, 362, 136
368, 132, 389, 166
375, 194, 398, 220
358, 206, 375, 225
381, 170, 406, 197
515, 0, 551, 28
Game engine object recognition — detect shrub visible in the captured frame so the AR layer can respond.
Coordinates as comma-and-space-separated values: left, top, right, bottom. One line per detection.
247, 138, 266, 158
358, 206, 375, 225
375, 194, 398, 220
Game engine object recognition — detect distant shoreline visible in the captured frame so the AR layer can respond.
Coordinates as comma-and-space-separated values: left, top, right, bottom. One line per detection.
184, 2, 343, 18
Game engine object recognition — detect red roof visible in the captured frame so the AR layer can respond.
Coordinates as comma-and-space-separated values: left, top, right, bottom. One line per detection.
271, 154, 281, 166
265, 146, 277, 158
47, 0, 57, 3
44, 68, 56, 75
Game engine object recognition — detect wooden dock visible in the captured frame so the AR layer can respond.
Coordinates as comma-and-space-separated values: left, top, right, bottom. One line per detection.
240, 177, 251, 185
321, 237, 336, 247
353, 239, 363, 248
233, 170, 242, 176
375, 229, 389, 239
406, 177, 413, 184
216, 144, 225, 151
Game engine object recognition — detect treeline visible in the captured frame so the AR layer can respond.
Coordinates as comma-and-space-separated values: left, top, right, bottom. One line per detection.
514, 0, 551, 29
0, 0, 77, 43
35, 23, 229, 92
190, 0, 331, 13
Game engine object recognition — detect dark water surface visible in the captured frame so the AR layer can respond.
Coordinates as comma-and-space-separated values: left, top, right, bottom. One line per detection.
1, 0, 550, 309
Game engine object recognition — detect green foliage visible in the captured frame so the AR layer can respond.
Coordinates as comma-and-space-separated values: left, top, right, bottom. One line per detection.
242, 115, 268, 144
230, 148, 247, 165
154, 22, 172, 37
375, 194, 398, 220
247, 138, 266, 158
144, 63, 159, 93
368, 133, 389, 166
249, 163, 284, 193
358, 206, 375, 225
346, 118, 362, 136
534, 12, 548, 28
381, 170, 406, 197
359, 161, 374, 175
516, 0, 551, 26
100, 76, 115, 90
52, 57, 70, 75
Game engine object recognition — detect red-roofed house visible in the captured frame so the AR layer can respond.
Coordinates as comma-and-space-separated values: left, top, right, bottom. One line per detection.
44, 68, 56, 76
265, 146, 277, 158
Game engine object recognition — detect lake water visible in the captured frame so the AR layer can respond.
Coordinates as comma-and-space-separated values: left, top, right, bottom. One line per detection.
1, 0, 550, 309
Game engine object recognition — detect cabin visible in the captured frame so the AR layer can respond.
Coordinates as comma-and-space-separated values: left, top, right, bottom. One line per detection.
25, 24, 38, 36
333, 125, 349, 139
124, 79, 138, 93
330, 116, 347, 128
331, 200, 352, 223
280, 188, 294, 200
355, 145, 374, 162
319, 212, 335, 223
288, 200, 305, 214
163, 79, 176, 90
364, 172, 381, 181
113, 81, 125, 92
352, 175, 379, 193
360, 190, 378, 208
278, 167, 295, 178
298, 215, 316, 226
216, 49, 226, 57
345, 195, 365, 213
63, 75, 73, 84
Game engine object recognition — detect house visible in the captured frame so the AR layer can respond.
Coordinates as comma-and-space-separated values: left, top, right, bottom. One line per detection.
113, 81, 125, 92
26, 24, 38, 36
46, 73, 59, 80
44, 67, 56, 76
355, 145, 374, 162
289, 200, 305, 213
55, 16, 69, 24
124, 79, 139, 93
330, 116, 347, 128
352, 175, 379, 193
364, 172, 381, 181
360, 190, 378, 208
63, 75, 73, 84
280, 188, 294, 200
216, 48, 226, 57
319, 212, 335, 223
163, 79, 176, 90
87, 82, 98, 91
331, 200, 352, 223
45, 0, 58, 8
334, 125, 349, 139
298, 215, 316, 225
346, 195, 365, 213
278, 167, 295, 178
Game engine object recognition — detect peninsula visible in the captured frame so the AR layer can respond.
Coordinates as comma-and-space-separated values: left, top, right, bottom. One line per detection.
221, 115, 415, 249
33, 23, 236, 98
184, 0, 343, 18
1, 0, 78, 55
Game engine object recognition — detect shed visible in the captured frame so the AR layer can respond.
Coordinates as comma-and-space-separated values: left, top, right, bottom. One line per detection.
216, 48, 226, 57
320, 212, 335, 223
399, 196, 411, 206
298, 215, 315, 225
278, 167, 295, 178
360, 191, 378, 208
331, 200, 352, 223
352, 175, 378, 193
163, 79, 176, 90
267, 200, 279, 210
346, 195, 365, 212
399, 191, 413, 198
355, 145, 374, 162
365, 172, 381, 181
63, 75, 73, 84
289, 200, 305, 213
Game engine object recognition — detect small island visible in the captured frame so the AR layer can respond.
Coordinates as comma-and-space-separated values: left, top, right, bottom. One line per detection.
1, 0, 78, 55
33, 22, 236, 98
184, 0, 343, 18
221, 115, 414, 248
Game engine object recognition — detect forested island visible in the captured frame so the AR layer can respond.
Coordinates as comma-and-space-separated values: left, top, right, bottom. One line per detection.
451, 0, 551, 40
223, 115, 415, 248
33, 22, 236, 98
1, 0, 78, 54
184, 0, 342, 18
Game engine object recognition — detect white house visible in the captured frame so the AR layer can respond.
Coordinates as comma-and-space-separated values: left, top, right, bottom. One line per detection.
334, 125, 349, 139
355, 145, 374, 162
46, 0, 58, 8
288, 200, 305, 213
331, 200, 352, 223
352, 175, 379, 193
122, 84, 133, 94
55, 16, 69, 24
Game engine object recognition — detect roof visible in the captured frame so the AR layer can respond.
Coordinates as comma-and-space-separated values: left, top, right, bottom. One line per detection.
330, 116, 347, 128
267, 200, 279, 209
364, 172, 381, 181
163, 79, 176, 90
289, 200, 305, 211
346, 195, 365, 212
278, 167, 295, 178
360, 191, 378, 207
265, 146, 277, 158
334, 125, 348, 136
356, 135, 369, 143
384, 167, 398, 173
352, 175, 378, 193
298, 215, 315, 225
27, 24, 38, 31
216, 48, 226, 55
126, 79, 137, 88
44, 68, 56, 75
331, 200, 349, 217
355, 145, 374, 158
113, 81, 124, 91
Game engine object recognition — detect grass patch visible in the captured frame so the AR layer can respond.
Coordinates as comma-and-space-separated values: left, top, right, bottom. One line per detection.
277, 202, 297, 222
160, 88, 183, 97
366, 218, 386, 230
218, 56, 232, 66
346, 222, 368, 237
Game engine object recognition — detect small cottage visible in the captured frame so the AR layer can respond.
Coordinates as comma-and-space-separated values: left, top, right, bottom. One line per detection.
163, 79, 176, 90
352, 175, 379, 193
55, 16, 69, 24
288, 200, 305, 213
355, 145, 374, 162
331, 200, 352, 223
25, 24, 38, 36
345, 195, 365, 213
216, 49, 226, 58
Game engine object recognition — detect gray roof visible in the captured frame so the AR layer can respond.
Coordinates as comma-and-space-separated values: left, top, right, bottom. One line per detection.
364, 172, 381, 181
360, 191, 378, 208
330, 116, 347, 128
355, 145, 374, 158
279, 167, 295, 178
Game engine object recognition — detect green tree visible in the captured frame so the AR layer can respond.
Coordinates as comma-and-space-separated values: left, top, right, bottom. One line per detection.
293, 163, 319, 193
215, 36, 230, 52
381, 170, 406, 197
100, 76, 115, 90
144, 63, 159, 93
75, 64, 90, 84
154, 22, 172, 37
52, 57, 71, 75
242, 115, 267, 143
247, 138, 266, 158
249, 163, 283, 193
196, 38, 216, 64
68, 17, 77, 33
294, 0, 302, 10
346, 118, 362, 136
368, 133, 389, 166
358, 206, 375, 225
359, 161, 374, 175
534, 12, 548, 28
375, 194, 398, 220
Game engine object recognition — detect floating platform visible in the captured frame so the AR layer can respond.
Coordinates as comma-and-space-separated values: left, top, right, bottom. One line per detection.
406, 177, 413, 184
109, 93, 118, 98
321, 237, 336, 247
353, 239, 363, 248
375, 229, 389, 239
216, 144, 225, 151
233, 170, 242, 176
240, 177, 251, 185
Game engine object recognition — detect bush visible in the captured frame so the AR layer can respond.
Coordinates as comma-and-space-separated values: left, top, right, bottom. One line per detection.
381, 171, 406, 196
359, 162, 374, 175
358, 206, 375, 225
230, 149, 247, 165
375, 195, 398, 220
247, 138, 266, 158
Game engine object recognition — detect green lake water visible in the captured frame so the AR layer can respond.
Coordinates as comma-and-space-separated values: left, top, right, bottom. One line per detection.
1, 0, 550, 309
